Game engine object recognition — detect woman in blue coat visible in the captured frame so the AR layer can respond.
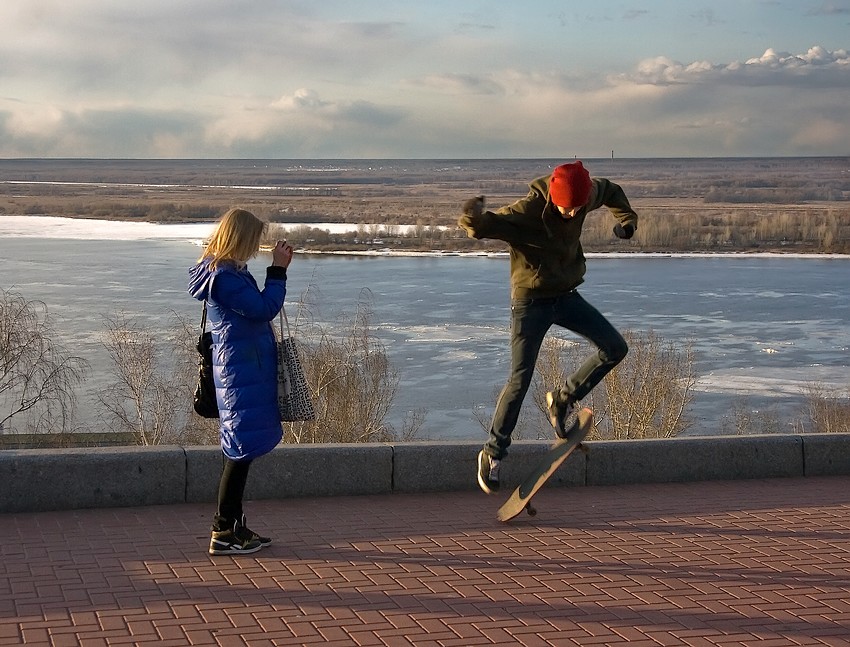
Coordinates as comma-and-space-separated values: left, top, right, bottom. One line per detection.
188, 208, 294, 555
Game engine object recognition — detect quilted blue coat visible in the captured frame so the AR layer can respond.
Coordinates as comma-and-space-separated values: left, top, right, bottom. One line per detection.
188, 259, 287, 461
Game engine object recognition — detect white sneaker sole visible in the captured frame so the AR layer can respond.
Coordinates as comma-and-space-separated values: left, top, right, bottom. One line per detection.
209, 540, 263, 556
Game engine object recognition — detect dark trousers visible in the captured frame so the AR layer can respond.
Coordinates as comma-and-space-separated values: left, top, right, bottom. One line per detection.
484, 290, 628, 460
213, 457, 252, 531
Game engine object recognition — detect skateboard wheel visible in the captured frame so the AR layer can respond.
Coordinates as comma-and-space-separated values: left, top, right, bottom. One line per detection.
526, 505, 537, 516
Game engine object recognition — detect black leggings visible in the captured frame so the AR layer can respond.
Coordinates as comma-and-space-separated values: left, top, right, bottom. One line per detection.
214, 457, 252, 530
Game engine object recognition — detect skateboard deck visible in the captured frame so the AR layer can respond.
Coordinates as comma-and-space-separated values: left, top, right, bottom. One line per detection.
497, 407, 593, 522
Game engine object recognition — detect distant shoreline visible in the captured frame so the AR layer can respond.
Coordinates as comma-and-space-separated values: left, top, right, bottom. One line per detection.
2, 215, 847, 258
2, 157, 847, 254
292, 249, 850, 260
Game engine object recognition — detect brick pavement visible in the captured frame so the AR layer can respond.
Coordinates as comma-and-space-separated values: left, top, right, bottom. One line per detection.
3, 476, 850, 646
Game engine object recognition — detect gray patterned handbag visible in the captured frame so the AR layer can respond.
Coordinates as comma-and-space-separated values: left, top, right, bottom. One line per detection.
277, 307, 316, 422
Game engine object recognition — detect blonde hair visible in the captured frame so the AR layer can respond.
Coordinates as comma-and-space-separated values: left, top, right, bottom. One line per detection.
200, 208, 267, 269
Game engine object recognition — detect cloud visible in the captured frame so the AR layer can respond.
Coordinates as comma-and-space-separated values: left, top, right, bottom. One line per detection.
0, 3, 413, 103
591, 46, 850, 157
198, 89, 408, 157
617, 46, 850, 88
1, 0, 848, 160
790, 117, 849, 150
454, 22, 496, 34
805, 2, 850, 15
271, 89, 331, 111
0, 103, 204, 157
270, 89, 404, 125
691, 7, 724, 27
405, 73, 505, 95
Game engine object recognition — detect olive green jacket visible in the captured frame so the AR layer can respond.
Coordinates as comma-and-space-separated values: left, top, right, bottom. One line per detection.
458, 175, 638, 299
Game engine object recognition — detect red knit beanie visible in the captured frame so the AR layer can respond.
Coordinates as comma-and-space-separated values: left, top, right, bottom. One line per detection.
549, 161, 592, 208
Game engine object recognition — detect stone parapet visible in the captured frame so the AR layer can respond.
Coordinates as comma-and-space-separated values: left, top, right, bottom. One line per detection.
2, 433, 849, 513
585, 435, 804, 486
1, 445, 186, 513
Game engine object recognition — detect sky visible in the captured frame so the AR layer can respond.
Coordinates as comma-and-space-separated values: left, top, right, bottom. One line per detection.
1, 0, 848, 159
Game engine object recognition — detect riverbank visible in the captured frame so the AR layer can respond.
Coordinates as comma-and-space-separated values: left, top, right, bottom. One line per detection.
2, 156, 848, 253
3, 214, 849, 258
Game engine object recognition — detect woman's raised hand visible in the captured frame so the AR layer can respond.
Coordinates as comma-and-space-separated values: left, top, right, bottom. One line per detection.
272, 240, 294, 268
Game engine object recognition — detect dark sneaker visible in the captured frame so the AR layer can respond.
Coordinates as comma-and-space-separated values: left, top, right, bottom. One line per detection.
209, 521, 263, 556
477, 450, 501, 494
241, 515, 272, 546
546, 391, 578, 439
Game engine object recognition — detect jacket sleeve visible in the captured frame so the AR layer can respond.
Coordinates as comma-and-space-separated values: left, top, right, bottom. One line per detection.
211, 268, 287, 322
457, 190, 546, 246
592, 179, 638, 229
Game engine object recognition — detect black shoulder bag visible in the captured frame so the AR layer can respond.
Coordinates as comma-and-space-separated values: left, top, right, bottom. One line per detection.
192, 302, 219, 418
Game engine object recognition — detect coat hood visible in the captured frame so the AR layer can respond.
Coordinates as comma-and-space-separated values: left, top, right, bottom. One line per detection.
188, 258, 214, 301
528, 175, 552, 207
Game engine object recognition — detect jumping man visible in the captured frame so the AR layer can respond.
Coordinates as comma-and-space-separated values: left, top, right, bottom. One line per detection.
458, 161, 638, 493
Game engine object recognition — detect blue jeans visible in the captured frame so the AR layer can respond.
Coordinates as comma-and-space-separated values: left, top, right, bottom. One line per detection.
484, 291, 628, 459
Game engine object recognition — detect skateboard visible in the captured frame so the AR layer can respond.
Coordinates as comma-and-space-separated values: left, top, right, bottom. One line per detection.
497, 407, 593, 522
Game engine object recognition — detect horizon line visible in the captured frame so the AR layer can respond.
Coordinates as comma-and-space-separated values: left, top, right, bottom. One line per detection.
0, 155, 848, 162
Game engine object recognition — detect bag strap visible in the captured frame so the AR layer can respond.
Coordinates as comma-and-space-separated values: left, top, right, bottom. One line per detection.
278, 304, 292, 339
200, 273, 214, 336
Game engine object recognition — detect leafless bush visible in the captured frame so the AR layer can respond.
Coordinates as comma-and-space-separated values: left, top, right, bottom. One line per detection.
98, 311, 217, 446
531, 329, 696, 440
602, 330, 696, 439
720, 398, 785, 435
0, 288, 89, 435
283, 289, 425, 443
470, 329, 696, 443
803, 383, 850, 433
98, 289, 422, 447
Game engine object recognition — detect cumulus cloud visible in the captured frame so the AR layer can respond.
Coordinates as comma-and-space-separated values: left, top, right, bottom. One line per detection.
271, 89, 331, 111
1, 0, 848, 158
618, 46, 850, 88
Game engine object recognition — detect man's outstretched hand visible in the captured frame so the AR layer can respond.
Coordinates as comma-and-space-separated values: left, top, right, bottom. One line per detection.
613, 223, 635, 239
459, 196, 485, 239
462, 196, 485, 218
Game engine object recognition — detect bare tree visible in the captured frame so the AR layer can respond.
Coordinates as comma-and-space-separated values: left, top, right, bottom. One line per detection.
98, 311, 218, 446
0, 288, 89, 435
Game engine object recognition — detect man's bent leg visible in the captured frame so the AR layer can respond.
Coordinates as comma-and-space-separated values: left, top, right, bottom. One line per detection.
554, 292, 628, 401
484, 298, 552, 459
